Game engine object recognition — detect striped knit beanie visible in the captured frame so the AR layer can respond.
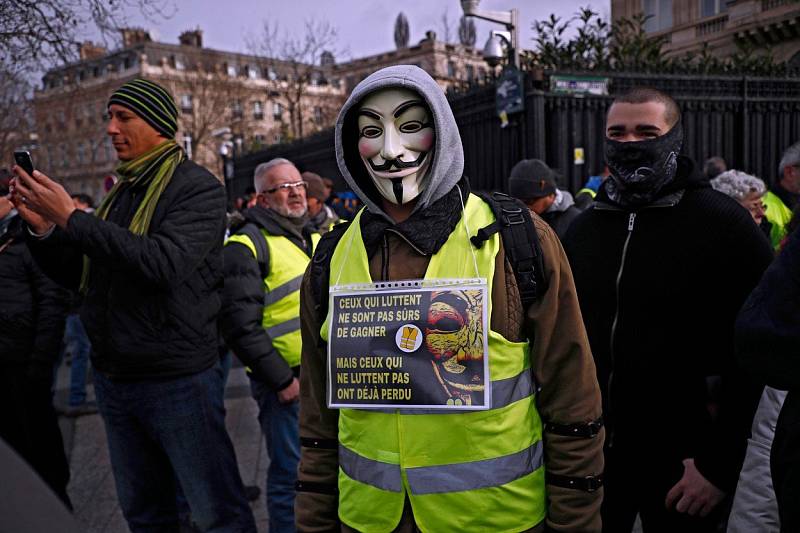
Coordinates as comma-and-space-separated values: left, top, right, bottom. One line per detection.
108, 78, 179, 138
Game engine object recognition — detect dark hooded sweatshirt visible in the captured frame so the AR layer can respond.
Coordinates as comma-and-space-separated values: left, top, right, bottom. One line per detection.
296, 65, 604, 532
563, 156, 773, 493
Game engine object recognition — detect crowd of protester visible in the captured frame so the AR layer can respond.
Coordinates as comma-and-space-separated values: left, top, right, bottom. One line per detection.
1, 72, 799, 533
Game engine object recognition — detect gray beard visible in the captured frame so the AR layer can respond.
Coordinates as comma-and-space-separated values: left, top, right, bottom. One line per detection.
273, 204, 307, 219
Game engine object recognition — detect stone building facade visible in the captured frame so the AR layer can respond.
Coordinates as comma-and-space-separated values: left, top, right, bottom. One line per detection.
332, 31, 492, 92
32, 28, 489, 201
611, 0, 800, 63
33, 29, 343, 199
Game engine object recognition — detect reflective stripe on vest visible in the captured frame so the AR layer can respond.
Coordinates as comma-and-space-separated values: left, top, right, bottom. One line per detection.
227, 229, 319, 368
323, 194, 546, 533
339, 440, 544, 495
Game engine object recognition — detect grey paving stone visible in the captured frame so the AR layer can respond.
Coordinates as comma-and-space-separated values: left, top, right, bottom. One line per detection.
58, 372, 271, 532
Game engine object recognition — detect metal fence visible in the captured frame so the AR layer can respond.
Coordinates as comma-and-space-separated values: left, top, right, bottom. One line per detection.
230, 71, 800, 200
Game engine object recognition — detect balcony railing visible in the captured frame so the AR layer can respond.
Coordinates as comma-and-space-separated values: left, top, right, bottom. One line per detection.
697, 14, 728, 37
762, 0, 794, 11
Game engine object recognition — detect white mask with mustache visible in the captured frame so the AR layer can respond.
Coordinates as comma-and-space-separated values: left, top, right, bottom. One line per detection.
357, 87, 435, 205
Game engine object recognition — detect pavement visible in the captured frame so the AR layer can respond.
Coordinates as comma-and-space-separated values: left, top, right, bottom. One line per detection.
54, 360, 271, 532
53, 360, 644, 533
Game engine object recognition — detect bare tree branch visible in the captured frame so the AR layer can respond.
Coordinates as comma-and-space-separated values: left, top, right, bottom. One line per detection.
439, 8, 454, 44
249, 18, 344, 141
0, 61, 33, 168
0, 0, 175, 74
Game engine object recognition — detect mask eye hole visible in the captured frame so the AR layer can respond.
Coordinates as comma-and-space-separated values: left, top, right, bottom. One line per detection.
399, 121, 424, 134
360, 126, 382, 138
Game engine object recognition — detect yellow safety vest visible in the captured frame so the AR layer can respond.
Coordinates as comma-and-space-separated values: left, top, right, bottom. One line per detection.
321, 194, 546, 533
763, 190, 792, 250
227, 228, 320, 367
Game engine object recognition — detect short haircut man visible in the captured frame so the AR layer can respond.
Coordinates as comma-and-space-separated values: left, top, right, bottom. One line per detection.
564, 86, 773, 532
703, 157, 727, 180
508, 159, 581, 239
776, 141, 800, 209
611, 87, 681, 128
221, 156, 317, 530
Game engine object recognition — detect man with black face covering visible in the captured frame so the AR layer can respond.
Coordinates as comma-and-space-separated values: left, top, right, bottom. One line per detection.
563, 88, 773, 532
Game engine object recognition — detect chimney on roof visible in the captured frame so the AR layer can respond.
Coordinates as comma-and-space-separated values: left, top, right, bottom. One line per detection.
121, 28, 152, 47
320, 50, 335, 67
79, 41, 108, 60
179, 29, 203, 48
423, 30, 437, 42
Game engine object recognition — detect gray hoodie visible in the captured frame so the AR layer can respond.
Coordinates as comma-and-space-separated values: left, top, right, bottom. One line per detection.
546, 189, 576, 214
334, 65, 464, 222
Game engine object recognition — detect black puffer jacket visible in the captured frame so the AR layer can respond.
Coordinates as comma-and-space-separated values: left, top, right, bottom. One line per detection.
0, 214, 68, 376
220, 206, 315, 391
28, 160, 226, 380
563, 156, 774, 492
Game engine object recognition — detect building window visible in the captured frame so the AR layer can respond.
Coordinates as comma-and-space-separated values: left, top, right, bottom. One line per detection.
123, 57, 132, 70
466, 64, 474, 81
314, 106, 323, 125
180, 94, 193, 113
643, 0, 673, 32
232, 100, 243, 119
47, 146, 55, 169
76, 142, 85, 166
93, 139, 104, 162
331, 78, 341, 88
227, 63, 238, 77
172, 55, 186, 70
182, 134, 193, 160
265, 67, 278, 81
273, 102, 283, 121
104, 137, 114, 162
61, 144, 70, 168
274, 133, 283, 144
253, 134, 265, 149
253, 101, 264, 120
247, 65, 258, 79
447, 61, 456, 78
700, 0, 728, 17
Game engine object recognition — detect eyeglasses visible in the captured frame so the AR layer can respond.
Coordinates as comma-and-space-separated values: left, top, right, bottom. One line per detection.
265, 181, 307, 194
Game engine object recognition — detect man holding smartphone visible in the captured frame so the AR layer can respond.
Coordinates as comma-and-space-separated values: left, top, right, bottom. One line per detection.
10, 79, 256, 532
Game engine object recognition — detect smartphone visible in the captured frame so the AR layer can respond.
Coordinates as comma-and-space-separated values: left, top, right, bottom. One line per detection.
13, 150, 34, 175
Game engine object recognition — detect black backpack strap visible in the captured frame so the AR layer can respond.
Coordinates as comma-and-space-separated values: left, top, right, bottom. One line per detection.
471, 191, 547, 308
310, 221, 352, 329
237, 223, 270, 279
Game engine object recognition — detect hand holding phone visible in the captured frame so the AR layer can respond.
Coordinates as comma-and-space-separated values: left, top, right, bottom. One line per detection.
13, 150, 34, 176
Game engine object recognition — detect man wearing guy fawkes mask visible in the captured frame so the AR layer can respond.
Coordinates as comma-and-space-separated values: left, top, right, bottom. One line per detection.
563, 88, 774, 532
296, 66, 605, 532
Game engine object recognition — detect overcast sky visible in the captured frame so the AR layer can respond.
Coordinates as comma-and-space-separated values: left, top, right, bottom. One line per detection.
122, 0, 610, 60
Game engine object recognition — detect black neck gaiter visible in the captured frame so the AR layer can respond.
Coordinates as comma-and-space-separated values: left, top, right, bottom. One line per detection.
604, 121, 683, 207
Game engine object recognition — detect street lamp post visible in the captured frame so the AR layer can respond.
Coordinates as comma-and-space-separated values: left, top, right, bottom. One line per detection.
460, 0, 519, 69
460, 0, 524, 127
